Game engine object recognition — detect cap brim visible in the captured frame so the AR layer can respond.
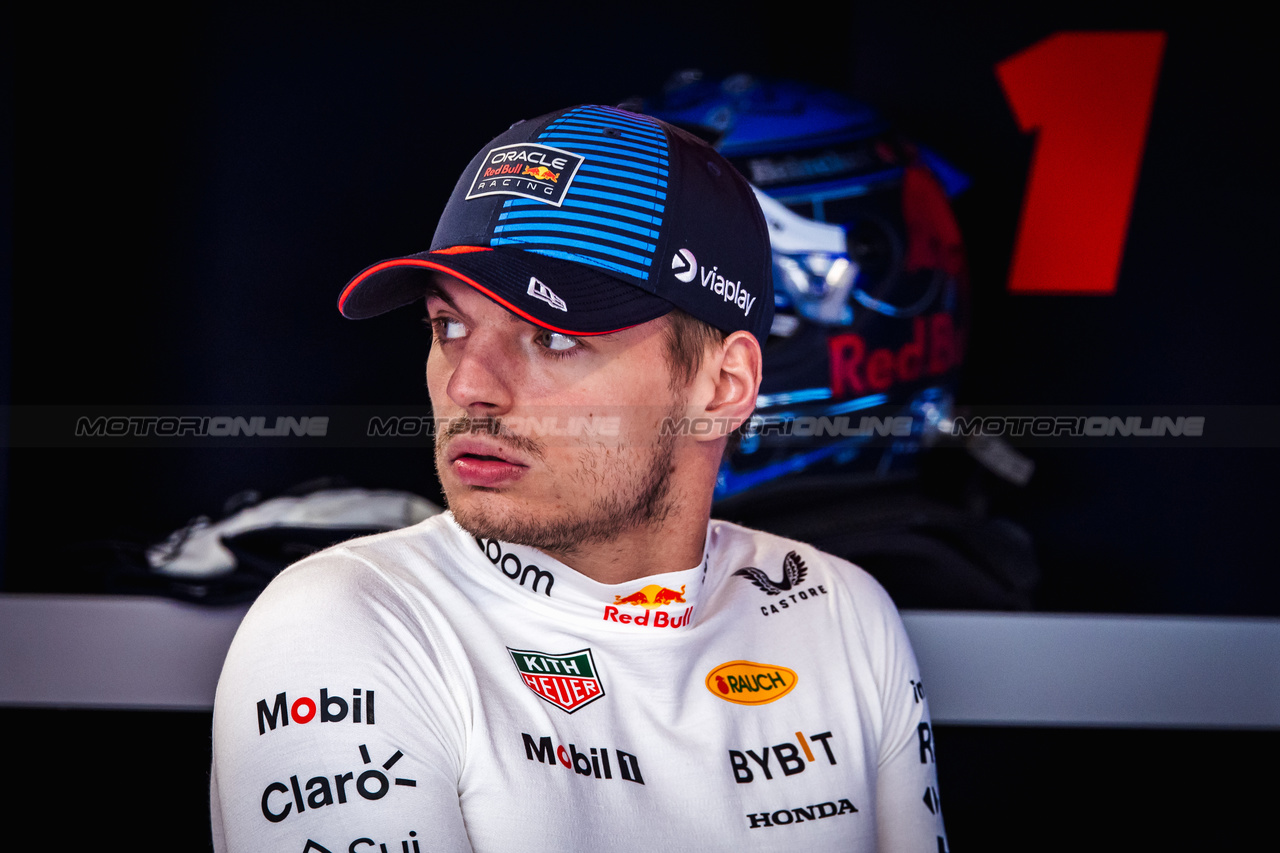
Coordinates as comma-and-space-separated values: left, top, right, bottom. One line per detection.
338, 246, 675, 336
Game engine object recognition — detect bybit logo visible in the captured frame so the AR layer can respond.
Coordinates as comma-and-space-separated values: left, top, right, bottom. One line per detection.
729, 730, 838, 783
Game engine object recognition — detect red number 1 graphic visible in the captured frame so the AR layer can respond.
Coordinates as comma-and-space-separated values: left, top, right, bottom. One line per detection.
996, 32, 1166, 294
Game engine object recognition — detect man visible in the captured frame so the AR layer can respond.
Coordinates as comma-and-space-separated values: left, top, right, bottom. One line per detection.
211, 104, 948, 851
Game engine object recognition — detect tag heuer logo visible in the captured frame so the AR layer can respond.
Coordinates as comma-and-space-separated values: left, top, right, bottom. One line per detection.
508, 647, 605, 713
467, 143, 585, 206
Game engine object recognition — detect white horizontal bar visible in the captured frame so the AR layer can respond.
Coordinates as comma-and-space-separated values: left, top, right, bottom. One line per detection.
0, 594, 249, 710
902, 611, 1280, 728
2, 594, 1277, 727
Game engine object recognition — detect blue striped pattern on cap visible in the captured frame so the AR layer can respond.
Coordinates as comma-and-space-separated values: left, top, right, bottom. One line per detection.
489, 106, 669, 284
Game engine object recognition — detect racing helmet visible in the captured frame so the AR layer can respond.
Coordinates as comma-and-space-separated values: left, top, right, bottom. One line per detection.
641, 72, 971, 501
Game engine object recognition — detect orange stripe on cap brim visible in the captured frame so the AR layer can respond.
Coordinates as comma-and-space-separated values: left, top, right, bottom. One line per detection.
338, 252, 637, 337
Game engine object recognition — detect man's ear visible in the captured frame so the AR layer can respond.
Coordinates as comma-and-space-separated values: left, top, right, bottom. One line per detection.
694, 331, 762, 442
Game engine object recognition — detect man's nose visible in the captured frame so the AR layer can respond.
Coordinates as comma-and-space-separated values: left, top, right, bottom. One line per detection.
444, 331, 516, 415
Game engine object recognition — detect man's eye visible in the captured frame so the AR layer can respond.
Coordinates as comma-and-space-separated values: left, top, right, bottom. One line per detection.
541, 332, 578, 352
433, 318, 467, 340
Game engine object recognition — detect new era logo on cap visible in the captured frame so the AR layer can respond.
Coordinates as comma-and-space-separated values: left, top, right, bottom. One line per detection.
527, 277, 567, 311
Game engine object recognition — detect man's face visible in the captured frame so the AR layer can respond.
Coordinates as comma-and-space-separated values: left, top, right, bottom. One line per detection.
425, 277, 690, 557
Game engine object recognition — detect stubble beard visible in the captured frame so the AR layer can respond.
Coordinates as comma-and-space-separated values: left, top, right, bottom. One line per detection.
436, 409, 681, 557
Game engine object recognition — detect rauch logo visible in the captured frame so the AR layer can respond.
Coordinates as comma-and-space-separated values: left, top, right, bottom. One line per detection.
705, 661, 798, 706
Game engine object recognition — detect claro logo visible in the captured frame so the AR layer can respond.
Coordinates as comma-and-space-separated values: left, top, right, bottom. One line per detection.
257, 687, 374, 735
261, 744, 416, 824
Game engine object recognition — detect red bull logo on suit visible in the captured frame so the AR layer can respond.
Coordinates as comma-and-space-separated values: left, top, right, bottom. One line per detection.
603, 584, 692, 628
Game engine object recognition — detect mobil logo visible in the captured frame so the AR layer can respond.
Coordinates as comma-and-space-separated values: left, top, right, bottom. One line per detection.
256, 687, 374, 736
521, 733, 644, 785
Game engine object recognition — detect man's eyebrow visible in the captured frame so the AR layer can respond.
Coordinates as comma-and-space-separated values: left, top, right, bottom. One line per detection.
423, 281, 460, 315
426, 287, 525, 327
425, 279, 619, 338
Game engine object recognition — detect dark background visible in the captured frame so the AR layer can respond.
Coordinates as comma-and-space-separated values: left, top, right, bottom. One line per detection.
4, 2, 1276, 848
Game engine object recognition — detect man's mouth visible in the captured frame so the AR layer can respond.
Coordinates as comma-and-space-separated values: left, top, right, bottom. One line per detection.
446, 438, 530, 488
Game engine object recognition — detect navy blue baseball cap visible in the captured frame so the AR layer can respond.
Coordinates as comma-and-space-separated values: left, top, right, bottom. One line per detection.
338, 105, 774, 345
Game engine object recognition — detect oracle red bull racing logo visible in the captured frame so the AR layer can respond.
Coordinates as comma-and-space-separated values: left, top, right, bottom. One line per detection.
508, 647, 605, 714
603, 584, 692, 629
466, 142, 584, 206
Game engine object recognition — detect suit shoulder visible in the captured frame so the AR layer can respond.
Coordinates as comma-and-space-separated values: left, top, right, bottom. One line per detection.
242, 512, 465, 626
710, 517, 899, 608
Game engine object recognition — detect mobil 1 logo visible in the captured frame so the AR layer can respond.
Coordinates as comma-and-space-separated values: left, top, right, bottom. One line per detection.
522, 733, 644, 785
